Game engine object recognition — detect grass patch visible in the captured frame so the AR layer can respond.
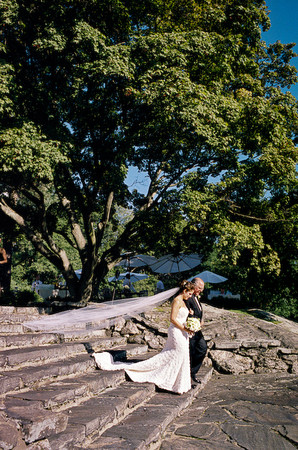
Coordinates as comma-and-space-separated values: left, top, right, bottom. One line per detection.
246, 309, 283, 323
226, 308, 282, 324
229, 309, 251, 315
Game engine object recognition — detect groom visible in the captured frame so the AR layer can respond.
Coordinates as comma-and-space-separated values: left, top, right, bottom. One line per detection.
186, 277, 207, 383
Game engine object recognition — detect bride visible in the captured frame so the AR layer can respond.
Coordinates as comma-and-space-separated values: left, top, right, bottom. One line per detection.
92, 280, 195, 394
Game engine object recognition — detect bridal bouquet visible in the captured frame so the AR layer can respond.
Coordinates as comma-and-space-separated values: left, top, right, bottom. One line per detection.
186, 317, 201, 332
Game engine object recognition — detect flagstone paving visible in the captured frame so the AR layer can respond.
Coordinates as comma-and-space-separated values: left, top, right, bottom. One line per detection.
161, 372, 298, 450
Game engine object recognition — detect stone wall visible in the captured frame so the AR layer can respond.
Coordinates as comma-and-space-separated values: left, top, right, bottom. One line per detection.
109, 302, 298, 376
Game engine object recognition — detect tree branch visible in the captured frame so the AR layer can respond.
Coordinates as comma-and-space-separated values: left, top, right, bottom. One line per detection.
61, 196, 87, 251
229, 209, 289, 222
0, 199, 65, 269
97, 191, 114, 243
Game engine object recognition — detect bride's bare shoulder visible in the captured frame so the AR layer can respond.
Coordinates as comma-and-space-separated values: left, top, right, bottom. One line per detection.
172, 294, 183, 306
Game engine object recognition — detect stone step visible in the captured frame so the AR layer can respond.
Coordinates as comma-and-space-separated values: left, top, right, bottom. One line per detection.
0, 344, 148, 396
86, 366, 213, 449
4, 397, 69, 445
48, 366, 213, 449
0, 409, 27, 450
0, 305, 45, 315
0, 332, 63, 349
1, 346, 152, 446
0, 336, 126, 371
0, 327, 109, 349
48, 382, 156, 449
6, 370, 126, 411
59, 327, 108, 341
23, 315, 115, 333
0, 353, 94, 396
4, 371, 128, 445
0, 313, 43, 324
0, 323, 26, 333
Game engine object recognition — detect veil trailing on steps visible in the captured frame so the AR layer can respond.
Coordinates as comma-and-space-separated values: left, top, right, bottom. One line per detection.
23, 287, 179, 333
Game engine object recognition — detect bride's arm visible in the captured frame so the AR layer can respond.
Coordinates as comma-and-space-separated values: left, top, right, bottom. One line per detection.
170, 297, 192, 334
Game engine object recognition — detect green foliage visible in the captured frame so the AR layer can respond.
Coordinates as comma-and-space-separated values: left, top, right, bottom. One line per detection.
263, 289, 298, 322
0, 288, 45, 307
0, 0, 297, 307
214, 220, 281, 274
0, 122, 67, 182
16, 289, 45, 306
11, 236, 60, 289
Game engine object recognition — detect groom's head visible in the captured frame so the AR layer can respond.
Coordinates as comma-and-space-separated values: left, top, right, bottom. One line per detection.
192, 278, 204, 296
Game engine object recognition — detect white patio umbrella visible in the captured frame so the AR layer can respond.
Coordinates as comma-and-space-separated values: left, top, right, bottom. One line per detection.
191, 270, 228, 283
149, 253, 202, 274
108, 272, 149, 283
116, 254, 157, 268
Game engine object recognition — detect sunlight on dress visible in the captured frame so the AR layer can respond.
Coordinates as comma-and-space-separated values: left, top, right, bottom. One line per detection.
93, 306, 191, 394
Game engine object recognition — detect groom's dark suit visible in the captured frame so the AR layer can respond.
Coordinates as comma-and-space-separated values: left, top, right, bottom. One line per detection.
186, 294, 207, 379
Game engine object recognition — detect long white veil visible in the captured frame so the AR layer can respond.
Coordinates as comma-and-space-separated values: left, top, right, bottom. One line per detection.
23, 288, 179, 333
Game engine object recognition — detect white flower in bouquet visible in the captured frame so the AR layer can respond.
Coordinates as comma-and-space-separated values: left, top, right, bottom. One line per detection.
186, 317, 201, 332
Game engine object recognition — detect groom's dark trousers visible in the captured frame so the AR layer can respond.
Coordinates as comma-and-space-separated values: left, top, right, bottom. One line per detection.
189, 329, 207, 376
187, 294, 207, 377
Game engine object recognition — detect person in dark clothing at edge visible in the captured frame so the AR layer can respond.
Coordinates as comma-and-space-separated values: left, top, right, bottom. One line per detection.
185, 277, 207, 384
0, 238, 8, 297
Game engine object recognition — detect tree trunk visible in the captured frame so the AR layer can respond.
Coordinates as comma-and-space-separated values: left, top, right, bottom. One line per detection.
62, 259, 108, 305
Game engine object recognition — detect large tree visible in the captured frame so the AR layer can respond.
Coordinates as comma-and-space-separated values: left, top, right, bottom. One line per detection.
0, 0, 297, 303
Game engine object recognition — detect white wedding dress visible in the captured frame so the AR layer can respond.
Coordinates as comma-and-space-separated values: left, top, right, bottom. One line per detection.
93, 306, 191, 394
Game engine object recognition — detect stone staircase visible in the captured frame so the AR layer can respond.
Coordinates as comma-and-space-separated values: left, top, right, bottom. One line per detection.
0, 306, 213, 449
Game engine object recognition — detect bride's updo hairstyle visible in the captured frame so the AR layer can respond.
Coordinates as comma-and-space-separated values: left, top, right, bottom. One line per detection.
178, 280, 194, 293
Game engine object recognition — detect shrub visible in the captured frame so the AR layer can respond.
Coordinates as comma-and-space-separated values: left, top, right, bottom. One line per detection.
0, 289, 46, 307
15, 290, 45, 306
264, 292, 298, 322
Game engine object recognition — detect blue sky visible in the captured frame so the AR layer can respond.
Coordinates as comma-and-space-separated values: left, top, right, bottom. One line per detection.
126, 1, 298, 194
263, 0, 298, 98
